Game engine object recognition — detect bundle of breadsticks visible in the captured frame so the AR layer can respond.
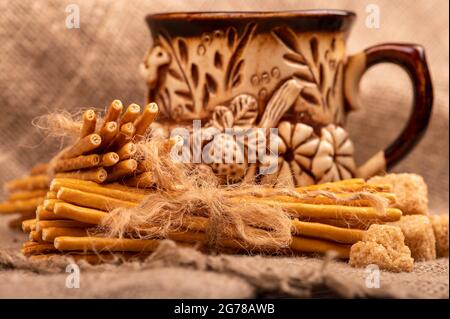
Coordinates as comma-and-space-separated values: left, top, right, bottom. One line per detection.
1, 100, 447, 271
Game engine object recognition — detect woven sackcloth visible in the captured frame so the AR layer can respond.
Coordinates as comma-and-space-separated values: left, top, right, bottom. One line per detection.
0, 0, 448, 298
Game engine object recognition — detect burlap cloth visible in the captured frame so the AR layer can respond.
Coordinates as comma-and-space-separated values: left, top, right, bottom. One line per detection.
0, 0, 448, 298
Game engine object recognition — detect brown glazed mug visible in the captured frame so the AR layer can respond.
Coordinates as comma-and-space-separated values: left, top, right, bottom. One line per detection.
141, 10, 433, 186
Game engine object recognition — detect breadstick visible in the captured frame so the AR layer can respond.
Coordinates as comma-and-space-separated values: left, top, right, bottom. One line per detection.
299, 217, 374, 230
290, 236, 350, 258
105, 159, 138, 182
42, 227, 88, 242
117, 142, 137, 160
62, 134, 102, 159
103, 182, 152, 194
270, 193, 396, 206
98, 121, 119, 149
54, 202, 107, 224
109, 122, 136, 149
50, 178, 145, 202
54, 236, 160, 252
8, 190, 47, 201
29, 230, 43, 242
240, 198, 402, 222
43, 199, 63, 212
54, 154, 100, 172
21, 242, 58, 256
29, 252, 149, 264
30, 163, 49, 176
0, 197, 44, 214
100, 152, 119, 167
120, 103, 141, 125
5, 175, 49, 192
57, 187, 136, 211
123, 172, 155, 188
134, 102, 159, 137
36, 205, 63, 220
291, 219, 364, 244
36, 220, 92, 231
80, 109, 97, 138
22, 219, 37, 233
297, 179, 392, 193
102, 100, 123, 124
52, 177, 151, 194
46, 192, 57, 200
55, 167, 107, 183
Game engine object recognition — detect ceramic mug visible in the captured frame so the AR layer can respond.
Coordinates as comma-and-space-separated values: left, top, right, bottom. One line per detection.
141, 10, 433, 186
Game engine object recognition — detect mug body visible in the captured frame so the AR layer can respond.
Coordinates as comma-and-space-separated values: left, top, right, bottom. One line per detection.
142, 11, 358, 186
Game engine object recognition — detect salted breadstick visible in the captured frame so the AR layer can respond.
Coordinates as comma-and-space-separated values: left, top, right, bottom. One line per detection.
36, 220, 92, 232
21, 242, 57, 256
50, 178, 145, 202
54, 202, 107, 224
291, 219, 364, 244
120, 103, 141, 125
5, 175, 49, 192
42, 227, 88, 242
54, 236, 160, 252
98, 121, 119, 149
290, 236, 350, 258
62, 134, 101, 159
100, 152, 119, 167
241, 198, 402, 222
117, 142, 137, 160
22, 219, 37, 233
55, 167, 107, 183
102, 100, 123, 124
57, 187, 136, 211
30, 163, 49, 176
105, 159, 138, 182
134, 102, 159, 137
0, 197, 44, 214
80, 109, 97, 138
123, 172, 155, 188
54, 154, 100, 172
8, 190, 48, 201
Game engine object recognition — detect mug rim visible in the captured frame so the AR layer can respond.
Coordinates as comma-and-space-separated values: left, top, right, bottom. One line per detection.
146, 10, 356, 21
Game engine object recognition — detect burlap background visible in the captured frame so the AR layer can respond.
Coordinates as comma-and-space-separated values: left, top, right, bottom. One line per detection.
0, 0, 448, 298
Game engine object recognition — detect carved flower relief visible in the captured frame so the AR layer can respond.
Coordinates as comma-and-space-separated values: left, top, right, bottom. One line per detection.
260, 122, 356, 187
313, 124, 356, 183
260, 121, 319, 187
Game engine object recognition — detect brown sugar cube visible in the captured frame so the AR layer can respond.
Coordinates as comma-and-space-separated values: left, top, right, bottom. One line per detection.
349, 224, 414, 272
368, 173, 428, 215
389, 215, 436, 261
429, 215, 449, 257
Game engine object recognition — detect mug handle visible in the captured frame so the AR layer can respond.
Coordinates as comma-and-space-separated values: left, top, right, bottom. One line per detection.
344, 43, 433, 178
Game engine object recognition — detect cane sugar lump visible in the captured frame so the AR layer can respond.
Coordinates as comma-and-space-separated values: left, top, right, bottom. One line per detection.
429, 214, 449, 257
368, 173, 428, 215
389, 215, 436, 261
349, 225, 414, 272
